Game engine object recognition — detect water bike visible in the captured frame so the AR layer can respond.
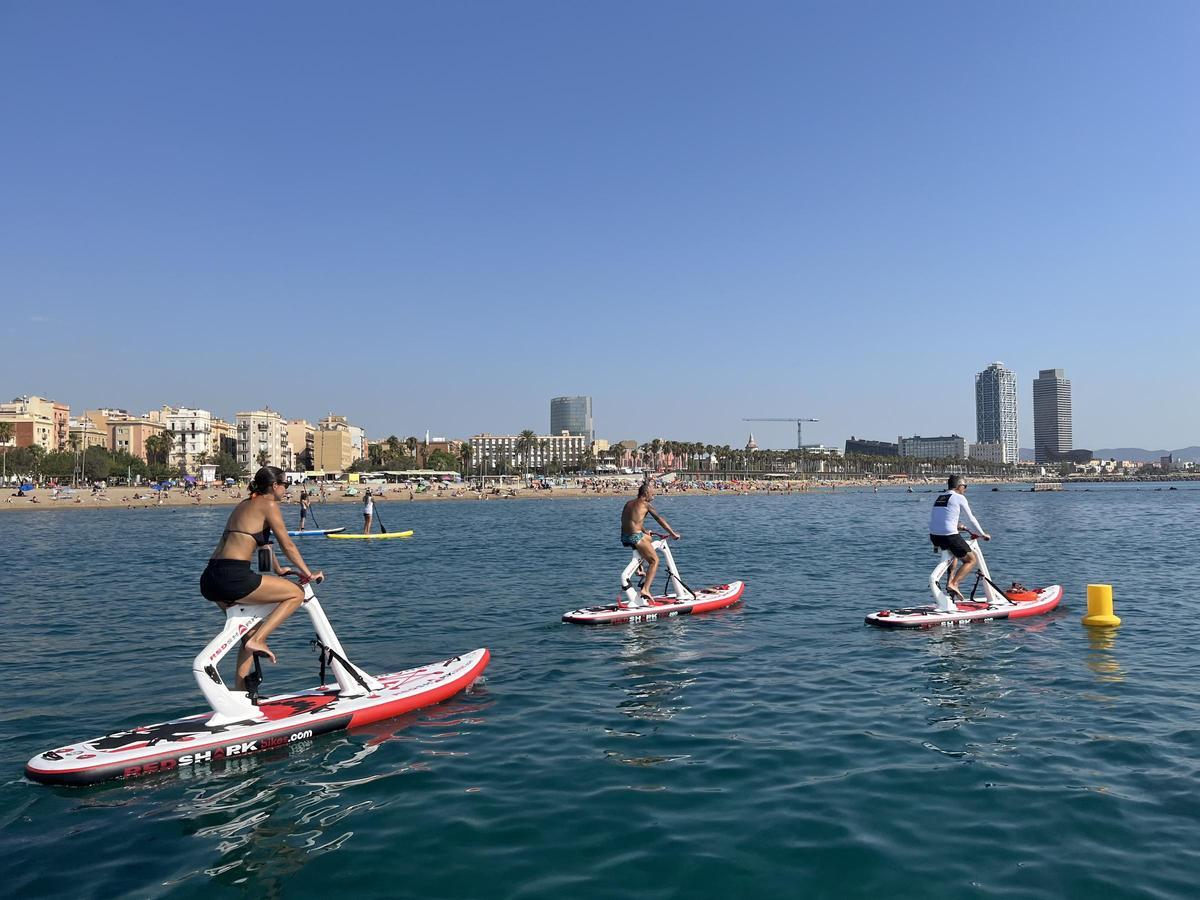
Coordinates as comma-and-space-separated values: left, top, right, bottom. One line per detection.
864, 535, 1063, 629
26, 574, 489, 786
563, 533, 745, 624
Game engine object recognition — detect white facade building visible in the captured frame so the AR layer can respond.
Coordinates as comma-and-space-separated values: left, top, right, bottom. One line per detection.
969, 441, 1005, 464
165, 407, 214, 473
236, 408, 289, 473
975, 361, 1019, 464
470, 431, 588, 472
898, 434, 968, 459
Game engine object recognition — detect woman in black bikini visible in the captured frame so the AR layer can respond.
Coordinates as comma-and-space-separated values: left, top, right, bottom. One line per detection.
200, 466, 323, 687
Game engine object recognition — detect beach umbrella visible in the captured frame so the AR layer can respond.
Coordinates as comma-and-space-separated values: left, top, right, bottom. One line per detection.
20, 483, 34, 492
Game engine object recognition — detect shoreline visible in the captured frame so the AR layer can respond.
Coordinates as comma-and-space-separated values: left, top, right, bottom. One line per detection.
4, 475, 1190, 514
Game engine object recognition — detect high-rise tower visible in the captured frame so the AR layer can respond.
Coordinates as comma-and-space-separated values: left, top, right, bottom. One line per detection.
550, 396, 593, 442
1033, 369, 1072, 463
975, 362, 1019, 464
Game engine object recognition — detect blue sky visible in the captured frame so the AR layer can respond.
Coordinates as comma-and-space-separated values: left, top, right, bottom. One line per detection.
2, 2, 1196, 449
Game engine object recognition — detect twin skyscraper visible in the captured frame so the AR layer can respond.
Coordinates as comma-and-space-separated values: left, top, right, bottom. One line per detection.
975, 363, 1078, 464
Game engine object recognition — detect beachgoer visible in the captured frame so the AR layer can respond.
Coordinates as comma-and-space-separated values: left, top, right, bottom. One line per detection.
620, 481, 681, 605
929, 474, 991, 604
298, 490, 310, 531
362, 492, 374, 534
200, 466, 322, 688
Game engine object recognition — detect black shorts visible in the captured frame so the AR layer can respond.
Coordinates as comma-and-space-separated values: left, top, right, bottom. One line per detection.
930, 533, 972, 559
200, 559, 263, 604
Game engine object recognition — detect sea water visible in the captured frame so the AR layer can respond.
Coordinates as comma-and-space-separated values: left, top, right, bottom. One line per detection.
1, 484, 1197, 898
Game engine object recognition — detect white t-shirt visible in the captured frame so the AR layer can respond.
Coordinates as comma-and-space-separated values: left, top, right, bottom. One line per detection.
363, 497, 374, 516
929, 491, 983, 536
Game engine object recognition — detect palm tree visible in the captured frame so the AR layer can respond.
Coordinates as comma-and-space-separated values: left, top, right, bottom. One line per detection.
405, 436, 419, 467
145, 431, 173, 467
459, 442, 473, 476
515, 430, 537, 473
256, 449, 270, 467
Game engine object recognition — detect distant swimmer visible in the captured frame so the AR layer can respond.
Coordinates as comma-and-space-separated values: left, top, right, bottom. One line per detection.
620, 481, 681, 605
929, 474, 991, 603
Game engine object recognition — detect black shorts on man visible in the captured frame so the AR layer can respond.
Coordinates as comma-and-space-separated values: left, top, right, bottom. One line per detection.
929, 532, 972, 559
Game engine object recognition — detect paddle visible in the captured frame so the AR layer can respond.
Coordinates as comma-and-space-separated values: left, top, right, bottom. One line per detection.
371, 492, 389, 535
307, 501, 320, 530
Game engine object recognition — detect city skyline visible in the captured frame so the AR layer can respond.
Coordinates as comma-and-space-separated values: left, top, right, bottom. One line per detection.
2, 5, 1197, 449
1, 379, 1196, 456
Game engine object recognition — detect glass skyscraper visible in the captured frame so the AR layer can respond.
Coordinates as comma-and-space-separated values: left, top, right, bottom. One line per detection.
975, 361, 1019, 464
1033, 369, 1072, 463
550, 396, 593, 442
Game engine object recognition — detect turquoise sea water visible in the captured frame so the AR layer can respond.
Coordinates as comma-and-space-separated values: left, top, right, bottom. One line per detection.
1, 484, 1198, 898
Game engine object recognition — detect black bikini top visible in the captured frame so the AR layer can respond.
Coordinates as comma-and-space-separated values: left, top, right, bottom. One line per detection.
221, 525, 271, 546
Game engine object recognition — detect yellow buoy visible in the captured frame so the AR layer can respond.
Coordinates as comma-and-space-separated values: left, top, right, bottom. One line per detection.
1082, 583, 1121, 627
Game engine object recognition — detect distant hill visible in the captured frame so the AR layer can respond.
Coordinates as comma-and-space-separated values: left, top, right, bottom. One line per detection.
1020, 446, 1200, 463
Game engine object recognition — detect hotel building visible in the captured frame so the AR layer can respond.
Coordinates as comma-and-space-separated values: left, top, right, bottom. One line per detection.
975, 361, 1019, 464
897, 434, 968, 459
550, 396, 594, 443
470, 431, 588, 471
1033, 369, 1073, 464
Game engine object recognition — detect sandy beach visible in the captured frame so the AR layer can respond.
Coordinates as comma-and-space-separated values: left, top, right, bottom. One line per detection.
0, 476, 1029, 513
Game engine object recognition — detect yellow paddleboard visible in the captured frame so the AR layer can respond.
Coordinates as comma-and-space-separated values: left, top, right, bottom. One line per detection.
326, 530, 414, 540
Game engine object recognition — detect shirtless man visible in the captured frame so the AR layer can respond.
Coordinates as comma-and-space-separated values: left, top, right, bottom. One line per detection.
621, 482, 681, 605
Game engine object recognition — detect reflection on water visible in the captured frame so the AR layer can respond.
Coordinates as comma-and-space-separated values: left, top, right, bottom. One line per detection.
602, 624, 700, 767
158, 689, 491, 890
919, 630, 1014, 760
1084, 627, 1126, 685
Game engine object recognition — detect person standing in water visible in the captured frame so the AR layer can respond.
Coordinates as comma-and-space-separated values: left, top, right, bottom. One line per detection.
929, 474, 991, 604
620, 481, 681, 606
200, 466, 323, 688
362, 491, 374, 534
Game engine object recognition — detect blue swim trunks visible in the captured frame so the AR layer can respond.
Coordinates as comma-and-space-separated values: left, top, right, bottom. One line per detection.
621, 532, 645, 549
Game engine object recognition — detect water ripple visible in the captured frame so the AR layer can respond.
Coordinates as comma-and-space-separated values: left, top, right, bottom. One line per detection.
1, 488, 1199, 897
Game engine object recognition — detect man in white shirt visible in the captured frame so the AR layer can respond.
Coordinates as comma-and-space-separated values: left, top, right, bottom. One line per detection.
928, 475, 991, 602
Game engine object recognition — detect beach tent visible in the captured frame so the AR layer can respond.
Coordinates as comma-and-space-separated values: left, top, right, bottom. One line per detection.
20, 483, 34, 492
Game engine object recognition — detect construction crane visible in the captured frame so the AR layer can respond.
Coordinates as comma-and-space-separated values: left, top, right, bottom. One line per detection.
743, 417, 819, 451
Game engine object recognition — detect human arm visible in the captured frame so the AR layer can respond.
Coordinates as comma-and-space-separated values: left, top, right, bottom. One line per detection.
649, 506, 681, 540
955, 496, 989, 540
266, 502, 322, 580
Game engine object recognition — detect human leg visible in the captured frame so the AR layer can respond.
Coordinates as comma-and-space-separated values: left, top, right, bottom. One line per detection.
232, 575, 305, 684
635, 538, 659, 600
947, 551, 975, 598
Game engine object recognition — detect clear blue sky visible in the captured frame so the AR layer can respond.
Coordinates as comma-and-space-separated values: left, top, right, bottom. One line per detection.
2, 2, 1197, 450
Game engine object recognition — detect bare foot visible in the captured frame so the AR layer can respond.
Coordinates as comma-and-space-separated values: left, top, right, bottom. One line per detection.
946, 585, 965, 602
639, 591, 654, 602
244, 640, 276, 664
